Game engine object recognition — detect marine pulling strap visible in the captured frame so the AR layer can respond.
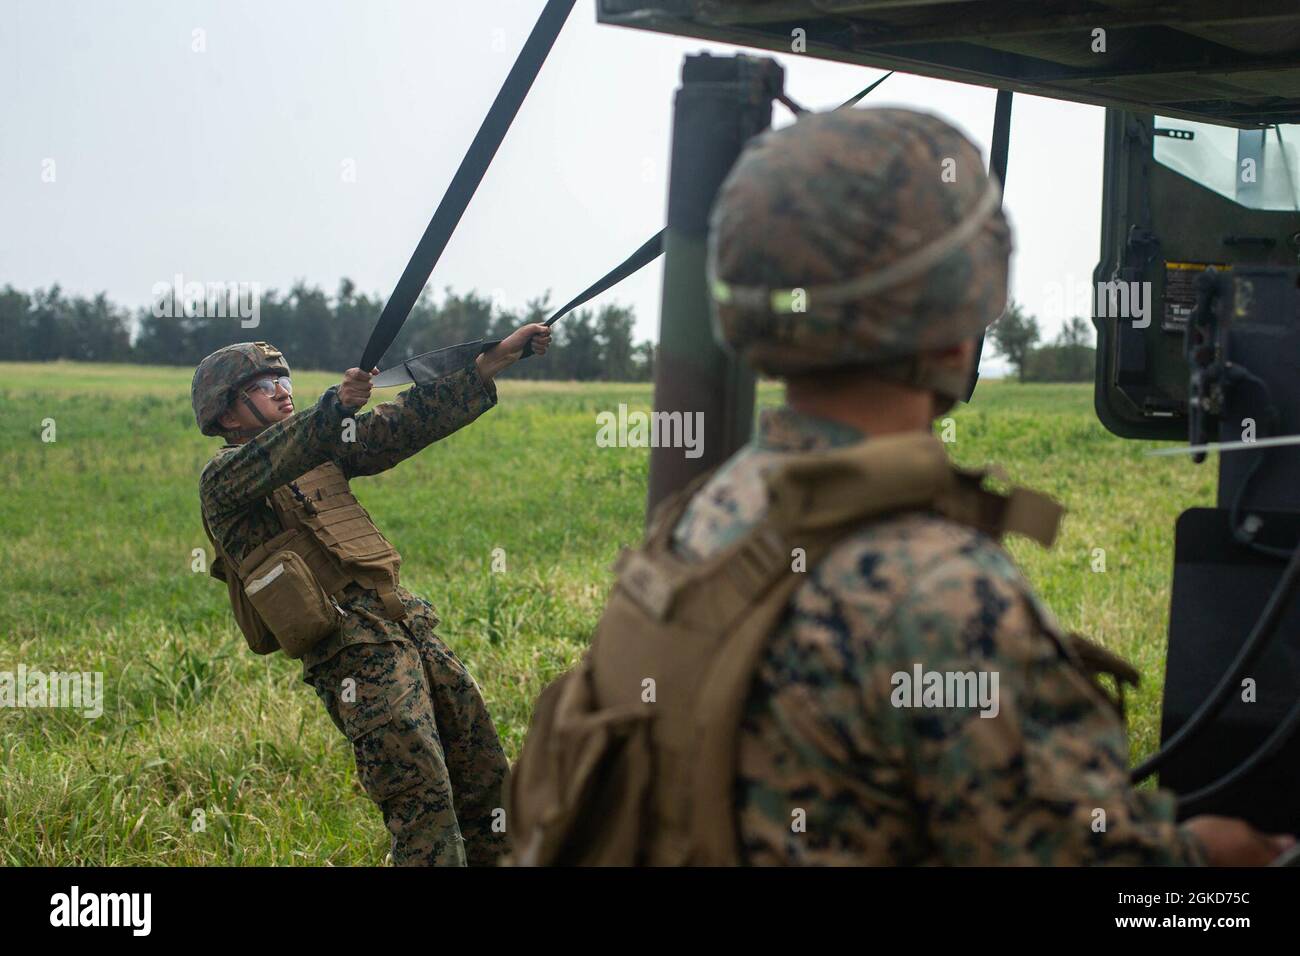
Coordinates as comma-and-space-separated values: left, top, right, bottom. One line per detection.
358, 0, 576, 372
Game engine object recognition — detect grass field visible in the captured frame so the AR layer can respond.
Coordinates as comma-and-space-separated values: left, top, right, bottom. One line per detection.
0, 362, 1216, 865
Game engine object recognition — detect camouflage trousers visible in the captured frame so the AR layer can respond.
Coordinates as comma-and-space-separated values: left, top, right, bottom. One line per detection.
304, 617, 509, 866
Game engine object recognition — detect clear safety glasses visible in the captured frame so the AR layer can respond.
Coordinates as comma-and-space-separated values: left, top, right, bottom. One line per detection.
244, 375, 293, 398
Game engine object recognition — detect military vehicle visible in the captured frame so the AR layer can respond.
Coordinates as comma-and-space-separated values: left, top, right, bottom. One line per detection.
360, 1, 1300, 838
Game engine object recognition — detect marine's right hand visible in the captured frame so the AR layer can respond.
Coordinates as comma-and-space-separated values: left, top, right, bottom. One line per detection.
1184, 815, 1296, 865
338, 367, 377, 410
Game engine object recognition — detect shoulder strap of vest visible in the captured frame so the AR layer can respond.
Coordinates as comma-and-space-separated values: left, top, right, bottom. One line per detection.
763, 431, 955, 533
611, 467, 723, 622
935, 465, 1063, 548
764, 432, 1064, 546
688, 558, 828, 864
630, 435, 955, 627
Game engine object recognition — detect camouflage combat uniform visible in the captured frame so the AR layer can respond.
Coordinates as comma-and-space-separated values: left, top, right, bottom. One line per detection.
199, 365, 508, 866
671, 405, 1203, 865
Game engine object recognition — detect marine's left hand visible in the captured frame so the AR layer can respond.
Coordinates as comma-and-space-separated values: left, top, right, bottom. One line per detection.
477, 323, 552, 380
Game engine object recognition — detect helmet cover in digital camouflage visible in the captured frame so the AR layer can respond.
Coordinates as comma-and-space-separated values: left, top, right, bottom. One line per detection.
191, 341, 290, 436
708, 107, 1012, 396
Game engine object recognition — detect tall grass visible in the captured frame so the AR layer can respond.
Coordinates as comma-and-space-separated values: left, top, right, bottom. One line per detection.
0, 363, 1215, 863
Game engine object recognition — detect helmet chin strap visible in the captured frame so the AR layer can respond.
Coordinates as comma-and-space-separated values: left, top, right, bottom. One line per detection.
239, 391, 274, 426
223, 391, 275, 441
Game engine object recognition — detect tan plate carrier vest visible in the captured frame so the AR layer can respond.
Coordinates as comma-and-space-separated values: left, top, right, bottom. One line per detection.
506, 431, 1140, 866
203, 461, 405, 658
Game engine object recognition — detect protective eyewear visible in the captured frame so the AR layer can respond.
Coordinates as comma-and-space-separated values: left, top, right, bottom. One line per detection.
244, 375, 293, 398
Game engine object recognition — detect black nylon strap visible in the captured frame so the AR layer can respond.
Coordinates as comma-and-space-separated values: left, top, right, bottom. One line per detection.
476, 228, 665, 365
964, 88, 1014, 401
839, 71, 893, 109
359, 0, 576, 371
372, 229, 664, 380
542, 230, 665, 329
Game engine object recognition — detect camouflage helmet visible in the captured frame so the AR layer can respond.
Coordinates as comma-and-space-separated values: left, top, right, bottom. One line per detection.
708, 107, 1012, 400
191, 342, 290, 436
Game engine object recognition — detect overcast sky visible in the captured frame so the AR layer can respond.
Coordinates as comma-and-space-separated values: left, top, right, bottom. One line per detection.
2, 0, 1108, 374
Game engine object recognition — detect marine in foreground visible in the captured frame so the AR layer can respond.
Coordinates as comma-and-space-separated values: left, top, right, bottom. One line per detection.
508, 108, 1292, 866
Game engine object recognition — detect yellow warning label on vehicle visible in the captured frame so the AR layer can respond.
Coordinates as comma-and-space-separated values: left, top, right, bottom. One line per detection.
1163, 261, 1230, 330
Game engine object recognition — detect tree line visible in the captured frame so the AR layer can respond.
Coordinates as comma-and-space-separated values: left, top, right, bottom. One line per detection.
1, 281, 1094, 385
989, 302, 1096, 383
0, 280, 656, 381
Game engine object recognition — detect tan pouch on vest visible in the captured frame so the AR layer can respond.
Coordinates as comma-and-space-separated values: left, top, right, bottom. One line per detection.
210, 552, 278, 656
204, 512, 280, 655
239, 544, 342, 659
507, 657, 654, 867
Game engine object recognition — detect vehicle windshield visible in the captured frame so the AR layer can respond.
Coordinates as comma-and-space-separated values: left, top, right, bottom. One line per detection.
1153, 116, 1300, 212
